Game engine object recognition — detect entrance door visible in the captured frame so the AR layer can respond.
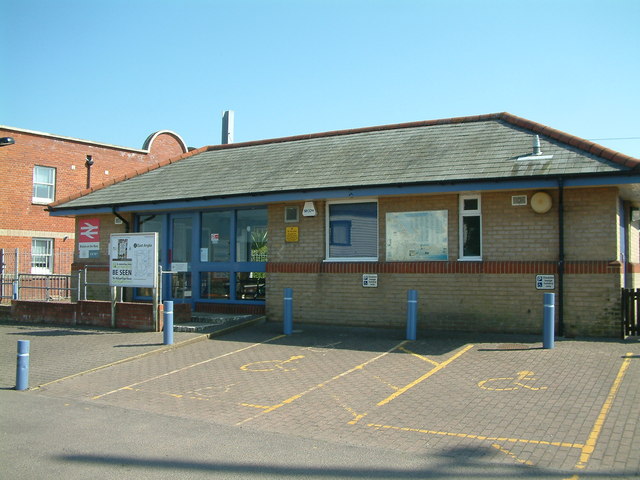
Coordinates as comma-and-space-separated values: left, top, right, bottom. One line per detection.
169, 215, 193, 302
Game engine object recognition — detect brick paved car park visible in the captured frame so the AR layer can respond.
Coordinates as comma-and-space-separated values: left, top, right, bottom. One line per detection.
3, 322, 639, 479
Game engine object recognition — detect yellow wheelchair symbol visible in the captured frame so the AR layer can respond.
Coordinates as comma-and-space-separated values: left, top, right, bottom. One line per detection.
478, 370, 548, 391
240, 355, 305, 372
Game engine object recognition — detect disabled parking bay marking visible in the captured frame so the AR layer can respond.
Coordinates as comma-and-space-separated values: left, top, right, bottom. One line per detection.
236, 339, 410, 425
478, 370, 548, 391
91, 334, 286, 400
363, 352, 635, 476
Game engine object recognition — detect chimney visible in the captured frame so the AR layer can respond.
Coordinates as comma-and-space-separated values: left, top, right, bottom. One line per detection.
221, 110, 234, 144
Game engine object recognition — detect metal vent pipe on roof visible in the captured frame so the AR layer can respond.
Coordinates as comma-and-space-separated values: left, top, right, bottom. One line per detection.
533, 135, 542, 155
222, 110, 234, 144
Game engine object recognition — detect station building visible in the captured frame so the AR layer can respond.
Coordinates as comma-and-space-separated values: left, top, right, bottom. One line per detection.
47, 113, 640, 337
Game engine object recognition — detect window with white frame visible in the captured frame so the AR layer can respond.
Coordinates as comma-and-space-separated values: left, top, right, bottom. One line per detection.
326, 200, 378, 261
31, 238, 53, 274
32, 165, 56, 204
459, 195, 482, 260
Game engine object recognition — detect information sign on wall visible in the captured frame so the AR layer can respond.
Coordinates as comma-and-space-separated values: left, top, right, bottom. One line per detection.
386, 210, 448, 261
109, 233, 158, 288
536, 275, 555, 290
286, 226, 299, 242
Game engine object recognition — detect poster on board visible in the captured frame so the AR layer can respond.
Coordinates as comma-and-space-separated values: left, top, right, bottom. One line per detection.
386, 210, 448, 261
109, 232, 158, 288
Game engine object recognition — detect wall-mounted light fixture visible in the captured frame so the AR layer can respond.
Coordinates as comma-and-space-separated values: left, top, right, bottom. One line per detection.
0, 137, 15, 146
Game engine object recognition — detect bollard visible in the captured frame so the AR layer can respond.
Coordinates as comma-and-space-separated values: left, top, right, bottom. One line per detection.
543, 292, 555, 349
283, 287, 293, 335
406, 289, 418, 341
16, 340, 30, 391
163, 301, 174, 345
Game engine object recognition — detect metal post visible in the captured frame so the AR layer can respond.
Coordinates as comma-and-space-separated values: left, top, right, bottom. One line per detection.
407, 289, 418, 340
111, 286, 117, 328
163, 300, 174, 345
16, 340, 30, 391
543, 292, 555, 349
283, 287, 293, 335
83, 267, 88, 301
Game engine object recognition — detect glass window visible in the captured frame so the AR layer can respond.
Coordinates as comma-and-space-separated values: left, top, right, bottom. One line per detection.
32, 166, 56, 204
327, 201, 378, 260
459, 195, 482, 259
200, 272, 230, 299
236, 209, 268, 262
201, 211, 232, 262
236, 272, 266, 301
31, 238, 53, 274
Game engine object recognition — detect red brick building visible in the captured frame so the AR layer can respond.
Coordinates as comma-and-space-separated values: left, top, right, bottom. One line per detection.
0, 126, 188, 276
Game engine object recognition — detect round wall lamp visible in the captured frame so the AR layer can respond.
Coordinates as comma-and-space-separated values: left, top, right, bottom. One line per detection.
531, 191, 553, 213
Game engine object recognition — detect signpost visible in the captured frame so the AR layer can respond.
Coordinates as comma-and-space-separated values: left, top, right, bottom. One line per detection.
109, 233, 159, 329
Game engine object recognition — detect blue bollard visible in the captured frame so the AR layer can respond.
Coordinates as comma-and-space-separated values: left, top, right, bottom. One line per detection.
163, 301, 174, 345
406, 289, 418, 341
16, 340, 30, 391
543, 293, 555, 349
283, 287, 293, 335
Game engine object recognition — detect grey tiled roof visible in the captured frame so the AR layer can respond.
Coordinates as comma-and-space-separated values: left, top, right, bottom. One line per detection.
50, 114, 635, 211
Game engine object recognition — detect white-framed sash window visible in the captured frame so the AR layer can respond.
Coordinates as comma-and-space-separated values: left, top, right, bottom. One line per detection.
459, 194, 482, 260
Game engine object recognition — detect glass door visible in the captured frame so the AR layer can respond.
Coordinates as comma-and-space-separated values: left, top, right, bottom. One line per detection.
170, 215, 193, 301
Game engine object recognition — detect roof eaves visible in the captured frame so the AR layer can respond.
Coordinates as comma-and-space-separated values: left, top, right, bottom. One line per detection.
48, 145, 211, 209
498, 113, 640, 169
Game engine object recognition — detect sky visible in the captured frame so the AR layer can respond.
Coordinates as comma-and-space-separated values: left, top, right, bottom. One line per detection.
2, 0, 639, 157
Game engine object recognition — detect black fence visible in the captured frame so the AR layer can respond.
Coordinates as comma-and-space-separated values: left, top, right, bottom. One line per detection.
621, 288, 640, 338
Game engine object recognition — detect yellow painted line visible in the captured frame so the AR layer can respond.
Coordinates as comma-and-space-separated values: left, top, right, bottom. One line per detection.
377, 344, 474, 406
241, 403, 272, 410
574, 353, 633, 470
91, 334, 286, 400
399, 347, 440, 367
491, 443, 534, 466
31, 333, 211, 390
236, 339, 409, 425
367, 423, 584, 449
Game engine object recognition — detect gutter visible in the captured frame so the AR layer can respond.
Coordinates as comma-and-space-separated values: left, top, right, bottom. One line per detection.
112, 207, 130, 233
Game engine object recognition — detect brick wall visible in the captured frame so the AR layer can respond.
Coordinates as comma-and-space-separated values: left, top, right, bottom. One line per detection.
9, 299, 191, 331
266, 187, 627, 337
0, 127, 186, 274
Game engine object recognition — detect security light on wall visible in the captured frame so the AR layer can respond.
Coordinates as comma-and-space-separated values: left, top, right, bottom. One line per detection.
0, 137, 15, 146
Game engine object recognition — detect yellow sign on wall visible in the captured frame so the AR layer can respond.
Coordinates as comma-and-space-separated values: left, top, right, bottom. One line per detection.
286, 227, 299, 242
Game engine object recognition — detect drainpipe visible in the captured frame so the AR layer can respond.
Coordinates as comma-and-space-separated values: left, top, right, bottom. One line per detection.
557, 177, 565, 337
112, 207, 130, 233
85, 155, 94, 189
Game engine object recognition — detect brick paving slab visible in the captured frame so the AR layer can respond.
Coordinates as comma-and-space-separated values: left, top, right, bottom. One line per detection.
12, 322, 640, 479
0, 322, 207, 389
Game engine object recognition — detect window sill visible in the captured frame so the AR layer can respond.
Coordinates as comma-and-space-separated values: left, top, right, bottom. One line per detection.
324, 258, 379, 262
458, 257, 483, 262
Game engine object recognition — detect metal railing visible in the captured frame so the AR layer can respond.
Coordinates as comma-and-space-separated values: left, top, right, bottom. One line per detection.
10, 273, 78, 302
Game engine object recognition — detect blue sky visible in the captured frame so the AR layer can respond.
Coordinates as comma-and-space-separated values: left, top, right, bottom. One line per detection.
2, 0, 639, 157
